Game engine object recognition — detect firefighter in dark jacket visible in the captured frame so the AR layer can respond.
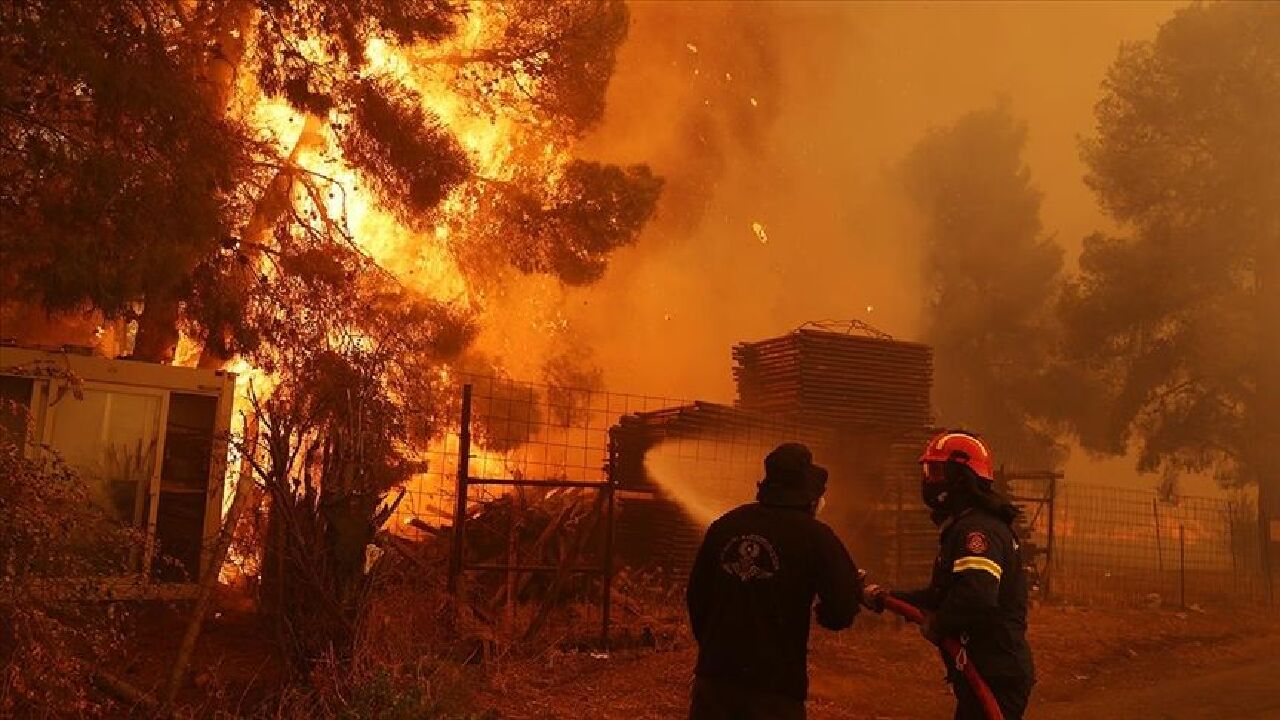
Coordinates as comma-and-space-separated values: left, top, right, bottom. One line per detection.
864, 431, 1035, 720
686, 443, 861, 720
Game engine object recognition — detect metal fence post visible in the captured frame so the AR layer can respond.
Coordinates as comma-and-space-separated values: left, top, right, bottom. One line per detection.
601, 475, 616, 652
447, 384, 473, 595
1262, 507, 1276, 607
1045, 475, 1057, 600
1179, 523, 1186, 610
895, 470, 904, 587
1227, 503, 1240, 598
1153, 499, 1164, 571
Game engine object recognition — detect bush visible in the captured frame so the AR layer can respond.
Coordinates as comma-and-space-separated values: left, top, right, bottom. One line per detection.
266, 656, 495, 720
0, 413, 145, 718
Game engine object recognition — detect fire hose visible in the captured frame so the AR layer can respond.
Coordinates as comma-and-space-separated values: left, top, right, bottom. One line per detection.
862, 581, 1005, 720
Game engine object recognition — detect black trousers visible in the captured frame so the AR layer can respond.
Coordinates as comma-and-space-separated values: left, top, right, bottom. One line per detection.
952, 674, 1032, 720
688, 675, 806, 720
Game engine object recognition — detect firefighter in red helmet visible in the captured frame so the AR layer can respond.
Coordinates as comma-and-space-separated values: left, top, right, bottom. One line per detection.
863, 431, 1035, 719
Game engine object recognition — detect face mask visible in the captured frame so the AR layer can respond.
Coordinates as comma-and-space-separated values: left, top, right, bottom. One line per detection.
922, 482, 949, 510
921, 462, 951, 510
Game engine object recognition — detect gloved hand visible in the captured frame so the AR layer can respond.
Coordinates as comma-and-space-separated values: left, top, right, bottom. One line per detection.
861, 583, 889, 612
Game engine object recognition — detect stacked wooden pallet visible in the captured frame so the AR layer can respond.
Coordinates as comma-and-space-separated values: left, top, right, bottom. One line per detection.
614, 496, 704, 575
732, 328, 933, 428
609, 402, 831, 492
871, 426, 941, 586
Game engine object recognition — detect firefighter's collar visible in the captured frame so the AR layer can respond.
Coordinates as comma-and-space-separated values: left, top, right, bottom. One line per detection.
938, 507, 976, 535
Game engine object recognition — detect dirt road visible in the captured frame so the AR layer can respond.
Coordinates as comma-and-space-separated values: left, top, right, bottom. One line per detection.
484, 607, 1280, 719
1034, 636, 1280, 719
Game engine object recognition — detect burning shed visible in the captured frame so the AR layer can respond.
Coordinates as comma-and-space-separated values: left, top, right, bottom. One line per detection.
611, 322, 937, 584
0, 346, 236, 598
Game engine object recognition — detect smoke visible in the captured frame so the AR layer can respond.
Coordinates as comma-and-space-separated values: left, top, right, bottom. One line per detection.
562, 0, 1182, 402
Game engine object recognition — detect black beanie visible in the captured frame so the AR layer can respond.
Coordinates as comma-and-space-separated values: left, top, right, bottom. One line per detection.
757, 443, 828, 507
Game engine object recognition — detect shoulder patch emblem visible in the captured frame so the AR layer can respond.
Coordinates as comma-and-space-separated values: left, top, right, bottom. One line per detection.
965, 531, 989, 555
719, 534, 780, 581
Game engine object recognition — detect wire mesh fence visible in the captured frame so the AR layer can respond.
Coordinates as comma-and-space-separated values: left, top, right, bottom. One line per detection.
394, 374, 688, 536
395, 375, 1274, 612
1010, 477, 1271, 607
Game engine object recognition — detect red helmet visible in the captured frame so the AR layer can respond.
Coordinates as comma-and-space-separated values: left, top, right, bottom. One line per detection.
920, 431, 994, 482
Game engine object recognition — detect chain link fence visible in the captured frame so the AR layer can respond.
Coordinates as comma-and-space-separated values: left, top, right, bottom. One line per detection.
1010, 477, 1272, 607
394, 376, 1274, 614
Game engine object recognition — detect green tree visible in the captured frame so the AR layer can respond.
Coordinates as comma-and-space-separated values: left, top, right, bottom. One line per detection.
903, 104, 1066, 468
1060, 2, 1280, 508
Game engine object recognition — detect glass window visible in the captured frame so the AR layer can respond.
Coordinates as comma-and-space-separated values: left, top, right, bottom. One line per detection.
0, 376, 33, 442
47, 387, 162, 530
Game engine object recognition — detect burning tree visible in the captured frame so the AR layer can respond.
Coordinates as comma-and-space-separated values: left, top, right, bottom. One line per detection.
1, 0, 659, 365
1, 0, 660, 674
902, 104, 1066, 468
1058, 2, 1280, 507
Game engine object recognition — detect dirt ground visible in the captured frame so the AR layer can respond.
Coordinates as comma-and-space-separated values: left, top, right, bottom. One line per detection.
110, 596, 1278, 718
480, 603, 1280, 719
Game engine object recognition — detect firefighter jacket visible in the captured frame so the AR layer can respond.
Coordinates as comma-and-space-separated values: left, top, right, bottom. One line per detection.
686, 502, 861, 701
894, 506, 1035, 681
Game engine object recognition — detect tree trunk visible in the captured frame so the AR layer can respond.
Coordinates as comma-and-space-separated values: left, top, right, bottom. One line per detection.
196, 115, 326, 369
130, 1, 253, 364
132, 291, 180, 362
198, 1, 252, 115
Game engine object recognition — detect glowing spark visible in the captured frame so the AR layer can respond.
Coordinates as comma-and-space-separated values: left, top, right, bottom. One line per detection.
866, 305, 875, 313
686, 42, 699, 54
751, 221, 769, 244
750, 97, 759, 107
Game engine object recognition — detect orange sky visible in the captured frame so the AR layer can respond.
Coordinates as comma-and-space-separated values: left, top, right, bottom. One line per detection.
566, 1, 1223, 492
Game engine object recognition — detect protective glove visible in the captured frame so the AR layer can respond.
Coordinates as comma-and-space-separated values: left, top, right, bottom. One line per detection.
860, 583, 889, 613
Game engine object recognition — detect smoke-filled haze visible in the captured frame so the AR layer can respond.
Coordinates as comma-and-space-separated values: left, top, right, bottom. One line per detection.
569, 0, 1182, 402
555, 1, 1220, 492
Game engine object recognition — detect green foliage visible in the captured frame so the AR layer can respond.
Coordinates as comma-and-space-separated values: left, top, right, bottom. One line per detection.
1060, 2, 1280, 486
902, 105, 1066, 467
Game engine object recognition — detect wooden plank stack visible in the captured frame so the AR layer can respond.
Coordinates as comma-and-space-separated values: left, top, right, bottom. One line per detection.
609, 401, 832, 492
732, 327, 933, 429
609, 324, 939, 575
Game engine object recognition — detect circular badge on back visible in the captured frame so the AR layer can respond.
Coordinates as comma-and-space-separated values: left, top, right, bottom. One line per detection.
965, 531, 990, 555
719, 534, 780, 581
